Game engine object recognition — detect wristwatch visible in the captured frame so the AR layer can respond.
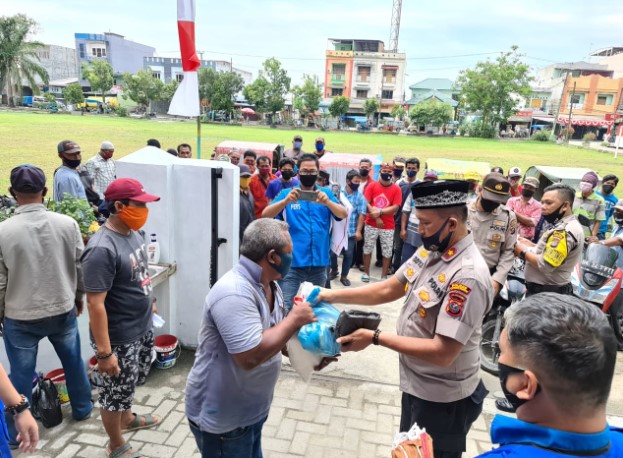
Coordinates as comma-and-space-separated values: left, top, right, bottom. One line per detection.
6, 395, 30, 416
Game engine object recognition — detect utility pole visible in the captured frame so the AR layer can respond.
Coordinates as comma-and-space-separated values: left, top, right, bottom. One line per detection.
566, 81, 577, 145
551, 71, 570, 140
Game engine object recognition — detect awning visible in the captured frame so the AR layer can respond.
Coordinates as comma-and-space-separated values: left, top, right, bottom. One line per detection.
508, 115, 532, 122
533, 116, 554, 123
557, 116, 613, 127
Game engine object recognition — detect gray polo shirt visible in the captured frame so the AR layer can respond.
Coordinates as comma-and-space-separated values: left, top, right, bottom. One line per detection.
186, 256, 286, 434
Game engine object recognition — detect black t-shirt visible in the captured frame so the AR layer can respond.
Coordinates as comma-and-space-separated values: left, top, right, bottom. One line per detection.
82, 226, 152, 345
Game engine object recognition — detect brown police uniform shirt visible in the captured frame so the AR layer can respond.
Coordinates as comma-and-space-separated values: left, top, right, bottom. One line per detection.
524, 214, 584, 286
467, 201, 518, 286
394, 233, 493, 403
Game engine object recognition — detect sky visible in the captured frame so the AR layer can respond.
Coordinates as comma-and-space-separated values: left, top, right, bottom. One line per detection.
3, 0, 623, 89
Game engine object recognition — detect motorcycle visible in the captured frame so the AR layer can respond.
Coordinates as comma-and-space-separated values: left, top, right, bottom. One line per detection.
571, 243, 623, 350
479, 258, 526, 375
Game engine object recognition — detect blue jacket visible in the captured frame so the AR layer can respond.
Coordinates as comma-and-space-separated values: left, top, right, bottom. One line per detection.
478, 415, 623, 457
272, 185, 340, 268
596, 190, 619, 235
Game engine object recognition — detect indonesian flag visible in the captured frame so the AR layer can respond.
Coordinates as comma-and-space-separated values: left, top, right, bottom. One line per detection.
168, 0, 201, 116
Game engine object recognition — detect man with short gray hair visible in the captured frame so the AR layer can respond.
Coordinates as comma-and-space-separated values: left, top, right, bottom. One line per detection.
84, 140, 116, 199
185, 219, 319, 458
479, 293, 623, 457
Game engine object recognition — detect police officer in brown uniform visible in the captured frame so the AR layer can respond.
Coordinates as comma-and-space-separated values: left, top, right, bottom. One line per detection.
318, 180, 493, 458
514, 183, 584, 296
468, 173, 518, 294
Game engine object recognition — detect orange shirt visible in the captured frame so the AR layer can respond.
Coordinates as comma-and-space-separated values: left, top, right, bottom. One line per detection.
249, 173, 277, 218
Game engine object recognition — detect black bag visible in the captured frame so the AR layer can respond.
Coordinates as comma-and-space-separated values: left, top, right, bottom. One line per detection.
31, 374, 63, 428
334, 310, 382, 338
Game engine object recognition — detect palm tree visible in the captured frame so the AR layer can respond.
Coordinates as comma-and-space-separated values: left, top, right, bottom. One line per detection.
0, 14, 49, 106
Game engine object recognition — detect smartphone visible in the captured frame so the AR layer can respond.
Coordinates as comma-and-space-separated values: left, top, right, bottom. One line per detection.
298, 190, 318, 202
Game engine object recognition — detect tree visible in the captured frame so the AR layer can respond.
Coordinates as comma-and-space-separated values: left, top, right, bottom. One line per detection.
43, 92, 55, 103
262, 58, 291, 122
457, 46, 532, 129
82, 60, 113, 104
0, 14, 49, 106
409, 99, 453, 128
243, 77, 270, 114
211, 71, 244, 114
161, 79, 179, 103
363, 99, 379, 121
63, 82, 85, 106
328, 96, 350, 128
292, 74, 322, 119
391, 104, 407, 120
122, 68, 164, 108
198, 67, 219, 109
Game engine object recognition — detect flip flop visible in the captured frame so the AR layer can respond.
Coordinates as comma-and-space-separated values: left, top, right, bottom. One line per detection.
106, 442, 143, 458
340, 278, 351, 287
122, 413, 161, 433
361, 274, 370, 283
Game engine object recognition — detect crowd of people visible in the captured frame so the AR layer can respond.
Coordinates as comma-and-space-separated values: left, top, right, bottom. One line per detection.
1, 134, 623, 458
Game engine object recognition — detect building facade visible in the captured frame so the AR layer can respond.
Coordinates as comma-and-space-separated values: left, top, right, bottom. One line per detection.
593, 47, 623, 79
324, 39, 406, 116
143, 57, 253, 86
74, 32, 156, 85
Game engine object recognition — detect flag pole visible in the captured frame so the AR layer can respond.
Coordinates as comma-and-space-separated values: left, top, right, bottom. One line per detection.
197, 115, 201, 159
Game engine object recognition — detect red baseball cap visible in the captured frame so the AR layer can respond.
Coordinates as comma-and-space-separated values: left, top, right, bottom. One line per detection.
104, 178, 160, 203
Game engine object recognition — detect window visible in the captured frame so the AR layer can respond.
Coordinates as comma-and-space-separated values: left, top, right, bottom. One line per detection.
79, 44, 86, 59
382, 90, 393, 99
176, 74, 184, 82
597, 94, 613, 105
357, 66, 371, 82
91, 47, 107, 58
356, 90, 368, 98
331, 88, 343, 97
38, 50, 49, 59
383, 68, 397, 84
332, 64, 345, 81
569, 93, 584, 105
152, 71, 161, 80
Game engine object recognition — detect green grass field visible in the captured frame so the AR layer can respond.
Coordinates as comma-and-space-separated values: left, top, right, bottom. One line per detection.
1, 111, 622, 195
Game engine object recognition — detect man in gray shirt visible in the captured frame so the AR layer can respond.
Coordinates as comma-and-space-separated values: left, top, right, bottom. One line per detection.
0, 165, 92, 447
185, 219, 320, 458
54, 140, 87, 202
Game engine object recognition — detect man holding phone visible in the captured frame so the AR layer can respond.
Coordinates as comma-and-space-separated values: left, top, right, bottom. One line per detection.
263, 153, 348, 310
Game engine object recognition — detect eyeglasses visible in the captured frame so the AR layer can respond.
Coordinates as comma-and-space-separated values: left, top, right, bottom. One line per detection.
299, 170, 318, 176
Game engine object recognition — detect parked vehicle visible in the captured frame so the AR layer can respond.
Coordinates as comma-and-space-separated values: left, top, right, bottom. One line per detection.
480, 258, 526, 375
571, 243, 623, 349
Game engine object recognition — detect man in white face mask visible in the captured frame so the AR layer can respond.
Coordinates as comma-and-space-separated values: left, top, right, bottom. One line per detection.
573, 171, 606, 240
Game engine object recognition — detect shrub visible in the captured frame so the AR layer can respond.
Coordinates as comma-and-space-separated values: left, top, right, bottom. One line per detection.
114, 106, 128, 117
583, 132, 597, 143
532, 129, 552, 142
466, 121, 496, 139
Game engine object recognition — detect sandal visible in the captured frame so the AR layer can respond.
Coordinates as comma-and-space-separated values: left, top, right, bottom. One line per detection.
122, 413, 161, 433
361, 274, 370, 283
340, 278, 351, 287
329, 270, 339, 280
106, 442, 143, 458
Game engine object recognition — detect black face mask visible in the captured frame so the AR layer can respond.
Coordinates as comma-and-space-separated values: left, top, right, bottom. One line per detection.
602, 184, 615, 195
281, 170, 294, 180
615, 215, 623, 226
359, 168, 370, 177
468, 182, 477, 193
543, 203, 565, 225
521, 188, 535, 199
299, 174, 318, 188
421, 219, 452, 252
480, 198, 500, 213
380, 173, 392, 182
63, 158, 81, 168
498, 362, 539, 411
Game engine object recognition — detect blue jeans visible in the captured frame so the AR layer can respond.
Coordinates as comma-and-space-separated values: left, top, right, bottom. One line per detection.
189, 416, 267, 458
279, 266, 328, 310
3, 311, 92, 441
330, 237, 357, 279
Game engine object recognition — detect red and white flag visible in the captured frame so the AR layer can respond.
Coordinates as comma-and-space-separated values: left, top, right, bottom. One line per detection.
168, 0, 201, 116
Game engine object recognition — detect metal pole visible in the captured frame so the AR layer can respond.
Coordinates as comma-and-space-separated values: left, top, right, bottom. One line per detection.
551, 71, 570, 140
566, 81, 577, 145
197, 116, 201, 159
616, 124, 622, 159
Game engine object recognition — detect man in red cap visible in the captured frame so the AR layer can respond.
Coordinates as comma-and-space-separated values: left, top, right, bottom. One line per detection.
82, 178, 161, 458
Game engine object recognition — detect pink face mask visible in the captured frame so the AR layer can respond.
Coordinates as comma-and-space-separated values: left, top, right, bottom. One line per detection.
580, 182, 594, 193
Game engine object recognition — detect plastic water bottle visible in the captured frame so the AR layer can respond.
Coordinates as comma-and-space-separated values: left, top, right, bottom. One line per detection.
147, 233, 160, 264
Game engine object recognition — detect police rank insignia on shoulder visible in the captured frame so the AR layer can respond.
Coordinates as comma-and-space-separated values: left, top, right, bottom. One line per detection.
543, 230, 568, 267
418, 305, 427, 318
404, 265, 418, 282
418, 289, 431, 303
438, 273, 446, 283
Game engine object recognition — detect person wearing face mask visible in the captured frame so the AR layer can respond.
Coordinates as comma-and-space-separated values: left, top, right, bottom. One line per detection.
318, 180, 492, 458
263, 154, 347, 310
468, 173, 518, 295
84, 140, 117, 199
239, 165, 255, 244
391, 156, 406, 184
478, 293, 623, 458
464, 171, 481, 203
314, 136, 330, 159
81, 178, 161, 458
595, 174, 619, 240
53, 140, 87, 202
284, 134, 304, 159
354, 158, 376, 271
249, 155, 277, 218
185, 219, 326, 458
265, 157, 299, 203
0, 166, 93, 448
513, 183, 584, 298
573, 171, 606, 239
593, 200, 623, 270
506, 176, 542, 241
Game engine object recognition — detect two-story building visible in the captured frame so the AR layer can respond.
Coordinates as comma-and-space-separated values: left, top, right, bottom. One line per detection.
143, 57, 253, 86
405, 78, 460, 117
324, 39, 406, 121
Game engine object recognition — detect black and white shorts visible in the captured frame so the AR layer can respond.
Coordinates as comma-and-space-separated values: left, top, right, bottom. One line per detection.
90, 330, 154, 412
